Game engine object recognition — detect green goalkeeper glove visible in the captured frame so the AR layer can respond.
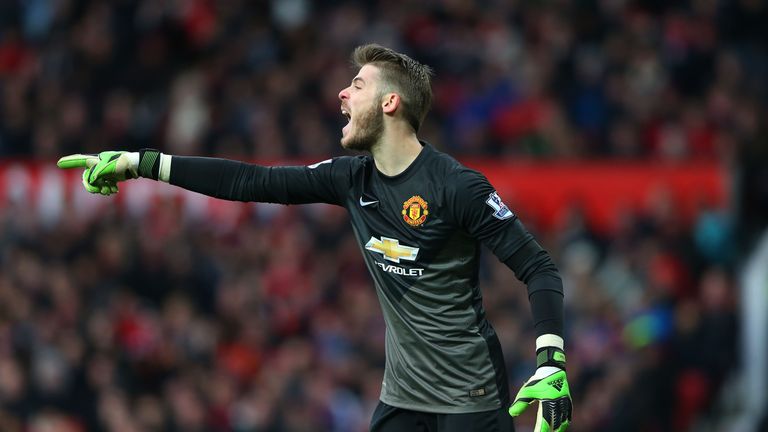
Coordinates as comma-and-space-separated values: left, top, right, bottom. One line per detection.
509, 345, 572, 432
57, 149, 162, 195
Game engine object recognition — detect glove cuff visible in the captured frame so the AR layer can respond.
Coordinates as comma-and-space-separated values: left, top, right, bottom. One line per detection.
138, 149, 161, 179
536, 346, 566, 370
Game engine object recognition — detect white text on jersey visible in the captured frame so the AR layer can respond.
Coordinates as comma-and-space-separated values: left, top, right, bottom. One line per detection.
376, 262, 424, 277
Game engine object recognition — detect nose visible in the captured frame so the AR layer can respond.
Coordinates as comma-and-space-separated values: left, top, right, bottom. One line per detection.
338, 87, 349, 101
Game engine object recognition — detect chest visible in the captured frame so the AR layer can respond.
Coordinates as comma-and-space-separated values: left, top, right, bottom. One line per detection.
347, 177, 459, 259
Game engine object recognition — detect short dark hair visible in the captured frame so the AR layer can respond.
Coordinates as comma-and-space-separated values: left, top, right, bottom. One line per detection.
351, 44, 434, 132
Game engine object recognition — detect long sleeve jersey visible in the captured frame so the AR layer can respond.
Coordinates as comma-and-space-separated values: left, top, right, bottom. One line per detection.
168, 142, 564, 413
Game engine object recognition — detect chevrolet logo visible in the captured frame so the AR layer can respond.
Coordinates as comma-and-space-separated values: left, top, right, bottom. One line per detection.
365, 236, 419, 263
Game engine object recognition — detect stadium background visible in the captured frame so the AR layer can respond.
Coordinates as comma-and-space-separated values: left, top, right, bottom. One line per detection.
0, 0, 766, 431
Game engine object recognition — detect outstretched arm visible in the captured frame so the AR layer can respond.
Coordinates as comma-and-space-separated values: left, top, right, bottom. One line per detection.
168, 155, 348, 205
58, 150, 352, 206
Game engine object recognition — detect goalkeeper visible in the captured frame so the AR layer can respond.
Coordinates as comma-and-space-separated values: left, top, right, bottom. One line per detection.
59, 44, 571, 432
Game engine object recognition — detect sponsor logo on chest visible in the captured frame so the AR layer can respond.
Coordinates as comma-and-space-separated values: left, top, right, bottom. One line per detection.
365, 236, 424, 277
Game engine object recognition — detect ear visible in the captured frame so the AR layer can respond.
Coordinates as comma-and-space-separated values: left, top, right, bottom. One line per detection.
381, 92, 400, 114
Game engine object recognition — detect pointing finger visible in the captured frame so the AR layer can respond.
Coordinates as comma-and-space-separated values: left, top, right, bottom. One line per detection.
57, 154, 98, 169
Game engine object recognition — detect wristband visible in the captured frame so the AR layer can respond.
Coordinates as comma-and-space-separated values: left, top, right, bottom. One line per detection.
536, 346, 567, 370
138, 149, 161, 179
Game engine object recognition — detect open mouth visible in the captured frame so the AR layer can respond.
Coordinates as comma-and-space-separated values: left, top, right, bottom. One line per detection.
341, 107, 352, 136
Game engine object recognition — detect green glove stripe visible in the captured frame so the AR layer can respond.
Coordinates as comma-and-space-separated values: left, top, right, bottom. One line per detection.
524, 378, 544, 387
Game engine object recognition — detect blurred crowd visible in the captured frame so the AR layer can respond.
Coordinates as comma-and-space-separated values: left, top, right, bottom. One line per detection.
0, 0, 766, 160
0, 0, 758, 431
0, 188, 737, 431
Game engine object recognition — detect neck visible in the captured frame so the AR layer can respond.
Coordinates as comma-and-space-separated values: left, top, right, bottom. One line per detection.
371, 128, 423, 177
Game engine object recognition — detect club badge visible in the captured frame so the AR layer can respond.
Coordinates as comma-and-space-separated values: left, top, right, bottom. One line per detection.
402, 195, 429, 227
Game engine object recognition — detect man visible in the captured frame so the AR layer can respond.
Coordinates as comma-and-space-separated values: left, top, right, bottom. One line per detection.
58, 44, 571, 432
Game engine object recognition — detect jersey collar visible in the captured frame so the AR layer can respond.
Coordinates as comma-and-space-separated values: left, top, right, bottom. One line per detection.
373, 140, 432, 186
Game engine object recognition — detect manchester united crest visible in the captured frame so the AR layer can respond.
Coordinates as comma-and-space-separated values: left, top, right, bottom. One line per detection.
402, 195, 429, 227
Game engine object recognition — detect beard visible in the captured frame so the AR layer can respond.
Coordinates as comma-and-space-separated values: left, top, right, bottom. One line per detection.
341, 102, 384, 152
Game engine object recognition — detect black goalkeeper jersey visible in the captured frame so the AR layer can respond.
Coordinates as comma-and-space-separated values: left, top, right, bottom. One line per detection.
169, 142, 549, 413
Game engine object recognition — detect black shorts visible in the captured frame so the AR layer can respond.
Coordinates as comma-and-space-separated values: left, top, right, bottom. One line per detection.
369, 401, 516, 432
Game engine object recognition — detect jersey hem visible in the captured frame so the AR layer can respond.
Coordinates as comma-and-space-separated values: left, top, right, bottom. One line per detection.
379, 395, 502, 414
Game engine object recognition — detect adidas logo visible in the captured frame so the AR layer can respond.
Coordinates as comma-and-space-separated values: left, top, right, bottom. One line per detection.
549, 377, 564, 392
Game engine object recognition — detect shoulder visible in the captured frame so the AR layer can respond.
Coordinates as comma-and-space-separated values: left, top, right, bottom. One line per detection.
421, 143, 476, 181
432, 152, 498, 211
426, 149, 487, 194
421, 144, 494, 206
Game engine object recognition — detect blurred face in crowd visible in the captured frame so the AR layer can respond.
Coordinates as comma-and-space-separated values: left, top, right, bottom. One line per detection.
338, 64, 385, 152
